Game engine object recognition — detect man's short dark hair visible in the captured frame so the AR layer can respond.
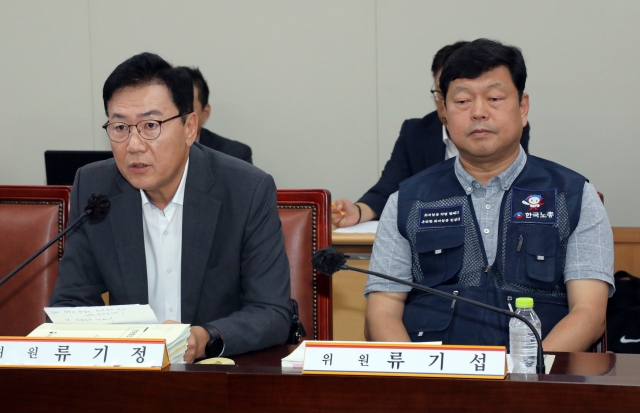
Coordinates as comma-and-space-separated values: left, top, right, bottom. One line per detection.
431, 41, 469, 77
439, 38, 527, 102
177, 66, 209, 109
102, 52, 194, 122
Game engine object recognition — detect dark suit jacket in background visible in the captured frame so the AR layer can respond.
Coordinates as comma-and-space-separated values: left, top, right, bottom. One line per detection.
50, 143, 291, 356
198, 127, 253, 164
358, 110, 531, 216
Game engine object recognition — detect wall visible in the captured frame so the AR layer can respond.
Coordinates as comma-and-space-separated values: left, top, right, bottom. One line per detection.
1, 0, 638, 225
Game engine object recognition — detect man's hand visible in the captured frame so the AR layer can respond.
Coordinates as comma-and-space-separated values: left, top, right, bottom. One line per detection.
163, 320, 210, 364
332, 199, 376, 228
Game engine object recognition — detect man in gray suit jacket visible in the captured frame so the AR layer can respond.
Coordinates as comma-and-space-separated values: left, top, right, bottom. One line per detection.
50, 53, 291, 362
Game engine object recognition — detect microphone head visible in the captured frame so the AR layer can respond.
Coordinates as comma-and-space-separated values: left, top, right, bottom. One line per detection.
84, 194, 111, 218
311, 247, 347, 276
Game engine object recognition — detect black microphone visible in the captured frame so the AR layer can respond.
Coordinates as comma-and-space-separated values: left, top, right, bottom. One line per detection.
0, 193, 110, 288
312, 247, 546, 374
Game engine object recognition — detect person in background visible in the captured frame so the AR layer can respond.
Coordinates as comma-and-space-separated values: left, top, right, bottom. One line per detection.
364, 39, 613, 352
178, 66, 253, 164
332, 41, 531, 227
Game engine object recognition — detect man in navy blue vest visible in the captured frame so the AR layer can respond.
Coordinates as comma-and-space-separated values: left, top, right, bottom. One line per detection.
331, 41, 530, 227
364, 39, 614, 352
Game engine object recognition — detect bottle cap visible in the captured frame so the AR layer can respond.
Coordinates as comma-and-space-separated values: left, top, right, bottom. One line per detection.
515, 297, 534, 308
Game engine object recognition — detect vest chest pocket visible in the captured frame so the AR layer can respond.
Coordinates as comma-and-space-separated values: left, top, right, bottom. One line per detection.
507, 225, 560, 290
415, 226, 465, 287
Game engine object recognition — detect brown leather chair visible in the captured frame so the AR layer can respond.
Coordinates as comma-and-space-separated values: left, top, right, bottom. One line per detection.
0, 185, 71, 336
277, 189, 332, 341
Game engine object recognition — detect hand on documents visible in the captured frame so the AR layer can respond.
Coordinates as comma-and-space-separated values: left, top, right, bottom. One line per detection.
163, 320, 209, 364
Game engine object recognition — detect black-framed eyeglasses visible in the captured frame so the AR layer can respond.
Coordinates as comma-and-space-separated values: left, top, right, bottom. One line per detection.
102, 113, 190, 143
430, 87, 444, 103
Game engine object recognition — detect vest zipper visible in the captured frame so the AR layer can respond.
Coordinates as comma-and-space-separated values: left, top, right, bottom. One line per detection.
484, 266, 491, 273
517, 234, 523, 252
507, 296, 514, 312
451, 290, 459, 308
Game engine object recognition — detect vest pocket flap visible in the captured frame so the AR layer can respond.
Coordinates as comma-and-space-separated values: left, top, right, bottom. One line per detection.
524, 226, 559, 257
523, 226, 559, 285
402, 293, 455, 333
415, 226, 465, 253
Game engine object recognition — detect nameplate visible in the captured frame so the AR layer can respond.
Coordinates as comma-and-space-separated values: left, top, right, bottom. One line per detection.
0, 337, 169, 370
303, 342, 506, 379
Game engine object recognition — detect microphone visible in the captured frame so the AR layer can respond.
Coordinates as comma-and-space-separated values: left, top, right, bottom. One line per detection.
312, 247, 546, 374
0, 193, 110, 288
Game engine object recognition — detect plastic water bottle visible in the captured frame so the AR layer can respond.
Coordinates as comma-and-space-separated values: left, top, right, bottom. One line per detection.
509, 297, 542, 374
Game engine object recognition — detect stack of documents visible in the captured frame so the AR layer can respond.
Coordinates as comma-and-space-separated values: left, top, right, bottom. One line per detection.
32, 304, 190, 364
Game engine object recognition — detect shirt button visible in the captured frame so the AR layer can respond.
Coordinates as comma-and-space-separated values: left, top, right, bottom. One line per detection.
474, 183, 481, 188
167, 268, 172, 273
466, 187, 472, 192
163, 230, 169, 236
485, 205, 491, 210
169, 307, 174, 312
483, 229, 490, 234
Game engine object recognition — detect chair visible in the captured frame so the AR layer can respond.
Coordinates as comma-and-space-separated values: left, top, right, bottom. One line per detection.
277, 189, 332, 340
0, 185, 71, 336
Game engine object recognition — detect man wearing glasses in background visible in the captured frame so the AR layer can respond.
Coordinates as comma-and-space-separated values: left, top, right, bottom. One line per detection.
49, 53, 292, 362
332, 41, 531, 227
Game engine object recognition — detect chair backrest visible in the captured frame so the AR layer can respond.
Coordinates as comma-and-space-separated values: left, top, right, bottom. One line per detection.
277, 189, 332, 341
0, 185, 71, 336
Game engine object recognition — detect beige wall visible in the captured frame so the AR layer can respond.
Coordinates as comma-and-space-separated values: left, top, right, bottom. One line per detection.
1, 0, 639, 225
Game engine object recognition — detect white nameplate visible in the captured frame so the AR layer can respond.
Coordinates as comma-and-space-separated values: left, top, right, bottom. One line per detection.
0, 337, 169, 370
303, 342, 506, 379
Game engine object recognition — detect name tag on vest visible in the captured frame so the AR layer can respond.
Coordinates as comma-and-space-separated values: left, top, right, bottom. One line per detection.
511, 187, 557, 224
418, 205, 464, 228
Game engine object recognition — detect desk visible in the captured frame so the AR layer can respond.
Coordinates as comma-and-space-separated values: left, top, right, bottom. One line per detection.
0, 346, 639, 412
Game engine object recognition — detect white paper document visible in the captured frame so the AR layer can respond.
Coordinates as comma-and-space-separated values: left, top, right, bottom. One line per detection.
44, 304, 159, 324
506, 354, 555, 374
333, 221, 378, 234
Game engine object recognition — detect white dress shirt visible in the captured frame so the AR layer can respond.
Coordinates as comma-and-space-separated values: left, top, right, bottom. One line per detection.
442, 124, 459, 160
141, 159, 189, 322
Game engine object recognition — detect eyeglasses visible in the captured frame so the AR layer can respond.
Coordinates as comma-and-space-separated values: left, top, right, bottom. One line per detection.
102, 113, 188, 143
430, 87, 444, 102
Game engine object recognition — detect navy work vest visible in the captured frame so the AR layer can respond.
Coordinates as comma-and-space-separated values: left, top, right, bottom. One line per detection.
397, 155, 586, 347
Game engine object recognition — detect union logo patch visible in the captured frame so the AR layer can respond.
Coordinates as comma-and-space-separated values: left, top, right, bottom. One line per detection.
511, 188, 557, 224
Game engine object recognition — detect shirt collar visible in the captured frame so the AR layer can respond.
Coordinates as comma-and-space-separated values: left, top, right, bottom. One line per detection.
442, 124, 451, 145
454, 146, 527, 193
140, 158, 190, 207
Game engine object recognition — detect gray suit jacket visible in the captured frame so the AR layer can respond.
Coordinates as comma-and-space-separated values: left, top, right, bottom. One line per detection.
50, 143, 291, 356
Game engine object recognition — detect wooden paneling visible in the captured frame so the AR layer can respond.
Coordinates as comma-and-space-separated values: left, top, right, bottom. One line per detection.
332, 259, 368, 341
613, 227, 640, 277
